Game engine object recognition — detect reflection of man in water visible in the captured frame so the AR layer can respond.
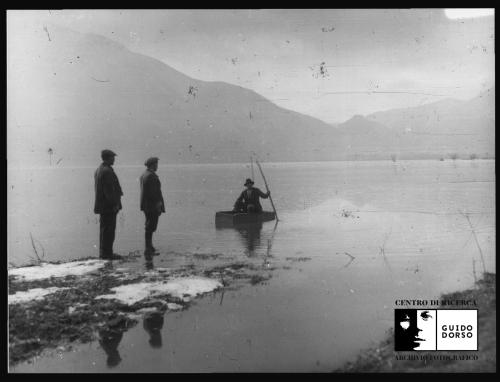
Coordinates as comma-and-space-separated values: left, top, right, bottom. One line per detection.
395, 309, 435, 350
143, 311, 164, 348
98, 328, 124, 367
236, 222, 262, 256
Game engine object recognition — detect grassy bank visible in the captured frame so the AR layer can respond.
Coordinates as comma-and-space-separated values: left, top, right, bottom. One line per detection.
337, 273, 496, 372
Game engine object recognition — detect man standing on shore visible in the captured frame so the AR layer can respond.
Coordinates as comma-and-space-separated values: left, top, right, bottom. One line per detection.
140, 157, 165, 255
94, 149, 123, 260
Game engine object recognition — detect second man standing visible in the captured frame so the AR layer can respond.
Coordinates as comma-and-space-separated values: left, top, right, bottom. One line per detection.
140, 157, 165, 255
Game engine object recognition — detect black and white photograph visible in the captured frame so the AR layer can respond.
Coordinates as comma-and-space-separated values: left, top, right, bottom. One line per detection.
6, 9, 495, 373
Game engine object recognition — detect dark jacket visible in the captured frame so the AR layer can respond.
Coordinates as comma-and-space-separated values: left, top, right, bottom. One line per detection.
94, 163, 123, 214
234, 187, 269, 213
140, 169, 165, 214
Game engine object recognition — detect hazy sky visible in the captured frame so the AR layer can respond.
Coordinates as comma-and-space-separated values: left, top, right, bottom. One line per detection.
11, 9, 495, 123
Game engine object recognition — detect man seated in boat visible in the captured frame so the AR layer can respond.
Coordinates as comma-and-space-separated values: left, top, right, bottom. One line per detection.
233, 178, 270, 214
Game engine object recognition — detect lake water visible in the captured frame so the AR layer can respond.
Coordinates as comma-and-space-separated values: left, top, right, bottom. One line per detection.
8, 160, 496, 372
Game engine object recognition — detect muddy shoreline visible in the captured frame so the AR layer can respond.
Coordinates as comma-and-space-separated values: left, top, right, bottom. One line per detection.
336, 273, 496, 373
9, 253, 496, 372
8, 252, 281, 366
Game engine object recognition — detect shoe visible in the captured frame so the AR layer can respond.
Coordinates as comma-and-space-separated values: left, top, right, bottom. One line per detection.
101, 253, 123, 260
145, 247, 159, 256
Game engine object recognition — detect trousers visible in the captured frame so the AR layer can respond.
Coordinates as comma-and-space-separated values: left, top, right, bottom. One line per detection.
144, 212, 160, 233
99, 212, 117, 257
144, 212, 160, 250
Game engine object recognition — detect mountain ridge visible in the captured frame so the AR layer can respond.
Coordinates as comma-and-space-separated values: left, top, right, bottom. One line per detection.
8, 24, 495, 166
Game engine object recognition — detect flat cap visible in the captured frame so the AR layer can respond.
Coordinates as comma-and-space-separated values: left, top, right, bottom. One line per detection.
145, 157, 159, 167
101, 149, 117, 158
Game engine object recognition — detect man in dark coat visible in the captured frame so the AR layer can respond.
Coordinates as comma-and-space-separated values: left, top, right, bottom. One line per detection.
233, 178, 270, 213
140, 157, 165, 254
94, 149, 123, 260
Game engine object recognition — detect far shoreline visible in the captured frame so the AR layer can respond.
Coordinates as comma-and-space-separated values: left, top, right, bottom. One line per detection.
7, 157, 496, 171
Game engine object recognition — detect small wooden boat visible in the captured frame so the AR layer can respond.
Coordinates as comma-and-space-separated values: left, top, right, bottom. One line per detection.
215, 211, 276, 227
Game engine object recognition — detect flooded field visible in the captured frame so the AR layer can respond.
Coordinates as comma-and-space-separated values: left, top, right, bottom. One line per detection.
8, 160, 496, 372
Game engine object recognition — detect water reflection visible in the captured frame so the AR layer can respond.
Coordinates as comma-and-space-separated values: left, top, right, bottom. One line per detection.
143, 312, 165, 349
98, 328, 124, 368
235, 222, 263, 256
215, 219, 279, 259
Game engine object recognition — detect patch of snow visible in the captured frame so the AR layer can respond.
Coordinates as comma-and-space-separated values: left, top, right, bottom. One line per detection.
164, 277, 222, 302
147, 299, 168, 306
137, 307, 159, 314
127, 313, 142, 320
96, 283, 153, 305
167, 303, 183, 310
67, 303, 89, 314
114, 273, 140, 281
9, 260, 107, 281
9, 287, 70, 304
95, 277, 222, 305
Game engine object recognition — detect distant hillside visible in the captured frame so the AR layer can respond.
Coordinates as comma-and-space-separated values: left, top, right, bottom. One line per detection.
364, 89, 495, 159
328, 88, 495, 160
7, 24, 343, 166
7, 24, 495, 166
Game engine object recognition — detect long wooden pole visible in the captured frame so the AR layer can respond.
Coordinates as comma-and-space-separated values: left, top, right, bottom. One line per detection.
250, 155, 255, 180
255, 160, 279, 221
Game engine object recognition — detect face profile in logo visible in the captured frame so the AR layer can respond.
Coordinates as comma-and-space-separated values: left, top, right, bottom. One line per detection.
395, 309, 436, 351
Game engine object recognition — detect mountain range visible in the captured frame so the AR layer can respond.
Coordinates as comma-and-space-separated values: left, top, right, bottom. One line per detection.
7, 24, 495, 166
